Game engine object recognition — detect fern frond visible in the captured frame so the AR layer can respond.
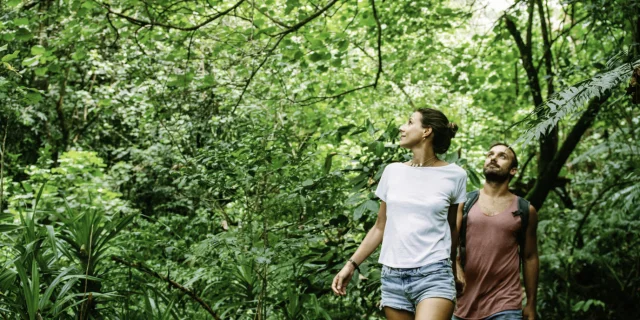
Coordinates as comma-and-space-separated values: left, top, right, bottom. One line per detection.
516, 56, 640, 146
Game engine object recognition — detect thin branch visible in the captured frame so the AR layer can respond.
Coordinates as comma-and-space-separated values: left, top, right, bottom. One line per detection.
105, 13, 120, 48
276, 0, 339, 35
102, 0, 245, 31
526, 91, 612, 209
152, 93, 194, 163
112, 256, 221, 320
536, 0, 554, 96
230, 35, 286, 114
133, 26, 150, 56
0, 120, 8, 211
370, 0, 382, 88
22, 1, 40, 10
571, 179, 638, 252
504, 15, 543, 106
534, 15, 589, 74
72, 112, 101, 143
552, 187, 574, 209
56, 68, 71, 149
342, 4, 359, 33
255, 7, 292, 28
525, 0, 534, 50
294, 84, 376, 105
357, 42, 411, 106
391, 81, 415, 108
230, 0, 342, 113
157, 0, 192, 20
184, 30, 196, 84
513, 151, 535, 186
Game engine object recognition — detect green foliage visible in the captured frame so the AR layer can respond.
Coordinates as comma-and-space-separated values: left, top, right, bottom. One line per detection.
1, 151, 134, 319
0, 0, 639, 319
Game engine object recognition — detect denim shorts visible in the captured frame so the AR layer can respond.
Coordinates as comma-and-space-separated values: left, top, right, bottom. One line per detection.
380, 258, 456, 313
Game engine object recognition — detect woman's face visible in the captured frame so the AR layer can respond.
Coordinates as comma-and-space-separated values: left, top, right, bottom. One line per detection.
398, 112, 430, 148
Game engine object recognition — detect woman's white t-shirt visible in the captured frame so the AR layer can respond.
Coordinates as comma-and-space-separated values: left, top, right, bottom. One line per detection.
375, 162, 467, 268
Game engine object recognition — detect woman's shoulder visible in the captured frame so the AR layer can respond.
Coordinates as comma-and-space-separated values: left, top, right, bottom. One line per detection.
379, 162, 409, 175
442, 163, 468, 177
384, 162, 407, 170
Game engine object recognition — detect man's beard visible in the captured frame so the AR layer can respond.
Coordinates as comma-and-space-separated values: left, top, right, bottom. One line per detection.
483, 166, 511, 183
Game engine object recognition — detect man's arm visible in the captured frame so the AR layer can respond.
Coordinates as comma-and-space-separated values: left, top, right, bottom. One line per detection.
522, 205, 539, 320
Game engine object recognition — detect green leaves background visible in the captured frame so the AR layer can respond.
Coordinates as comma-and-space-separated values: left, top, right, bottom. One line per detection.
1, 0, 639, 319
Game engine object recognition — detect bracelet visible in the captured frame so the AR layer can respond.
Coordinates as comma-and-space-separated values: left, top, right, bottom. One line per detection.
348, 259, 361, 273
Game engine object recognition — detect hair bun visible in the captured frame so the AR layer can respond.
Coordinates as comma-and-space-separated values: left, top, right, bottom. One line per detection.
447, 122, 459, 138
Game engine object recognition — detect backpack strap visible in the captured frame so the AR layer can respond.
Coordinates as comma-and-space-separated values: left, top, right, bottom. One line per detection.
459, 190, 480, 270
514, 196, 531, 262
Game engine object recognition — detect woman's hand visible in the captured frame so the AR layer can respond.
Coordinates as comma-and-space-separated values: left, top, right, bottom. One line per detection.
331, 263, 355, 296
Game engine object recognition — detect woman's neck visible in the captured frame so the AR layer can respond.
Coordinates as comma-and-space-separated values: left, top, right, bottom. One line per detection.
411, 146, 437, 164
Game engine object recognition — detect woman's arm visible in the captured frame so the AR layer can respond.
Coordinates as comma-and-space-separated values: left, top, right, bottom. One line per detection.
449, 203, 464, 294
447, 204, 461, 274
331, 201, 387, 296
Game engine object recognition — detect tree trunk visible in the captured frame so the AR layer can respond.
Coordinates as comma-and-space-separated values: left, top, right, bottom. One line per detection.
526, 92, 611, 209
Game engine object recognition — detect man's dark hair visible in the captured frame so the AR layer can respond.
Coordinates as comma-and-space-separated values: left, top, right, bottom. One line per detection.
490, 142, 518, 180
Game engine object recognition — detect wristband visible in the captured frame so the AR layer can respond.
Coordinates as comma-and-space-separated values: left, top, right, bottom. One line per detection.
348, 259, 361, 273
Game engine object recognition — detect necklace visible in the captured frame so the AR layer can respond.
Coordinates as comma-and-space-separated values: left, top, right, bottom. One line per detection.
410, 155, 438, 167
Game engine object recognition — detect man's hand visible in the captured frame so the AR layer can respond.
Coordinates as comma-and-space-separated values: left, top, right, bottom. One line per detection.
455, 278, 465, 298
522, 303, 536, 320
454, 263, 466, 298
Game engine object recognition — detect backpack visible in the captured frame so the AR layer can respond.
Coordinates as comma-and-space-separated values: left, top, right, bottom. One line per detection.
459, 190, 530, 270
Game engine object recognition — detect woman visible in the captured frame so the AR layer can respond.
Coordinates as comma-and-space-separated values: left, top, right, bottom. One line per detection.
331, 108, 467, 320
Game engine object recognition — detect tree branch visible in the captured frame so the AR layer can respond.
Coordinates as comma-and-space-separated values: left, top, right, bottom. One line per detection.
552, 187, 574, 209
370, 0, 382, 88
525, 0, 534, 50
56, 68, 70, 150
293, 84, 376, 105
276, 0, 339, 35
504, 14, 558, 174
571, 178, 638, 252
230, 0, 342, 113
513, 151, 535, 186
105, 13, 121, 48
536, 0, 554, 96
535, 0, 559, 179
534, 15, 589, 74
103, 0, 245, 31
526, 91, 612, 209
22, 0, 40, 11
391, 81, 415, 108
0, 120, 8, 211
230, 35, 286, 114
255, 6, 292, 28
111, 256, 221, 320
72, 112, 101, 143
504, 15, 543, 107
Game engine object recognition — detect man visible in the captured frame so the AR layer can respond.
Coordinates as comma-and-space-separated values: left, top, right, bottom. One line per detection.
453, 143, 539, 320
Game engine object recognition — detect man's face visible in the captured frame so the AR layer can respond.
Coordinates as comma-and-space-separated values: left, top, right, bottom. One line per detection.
483, 145, 517, 182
